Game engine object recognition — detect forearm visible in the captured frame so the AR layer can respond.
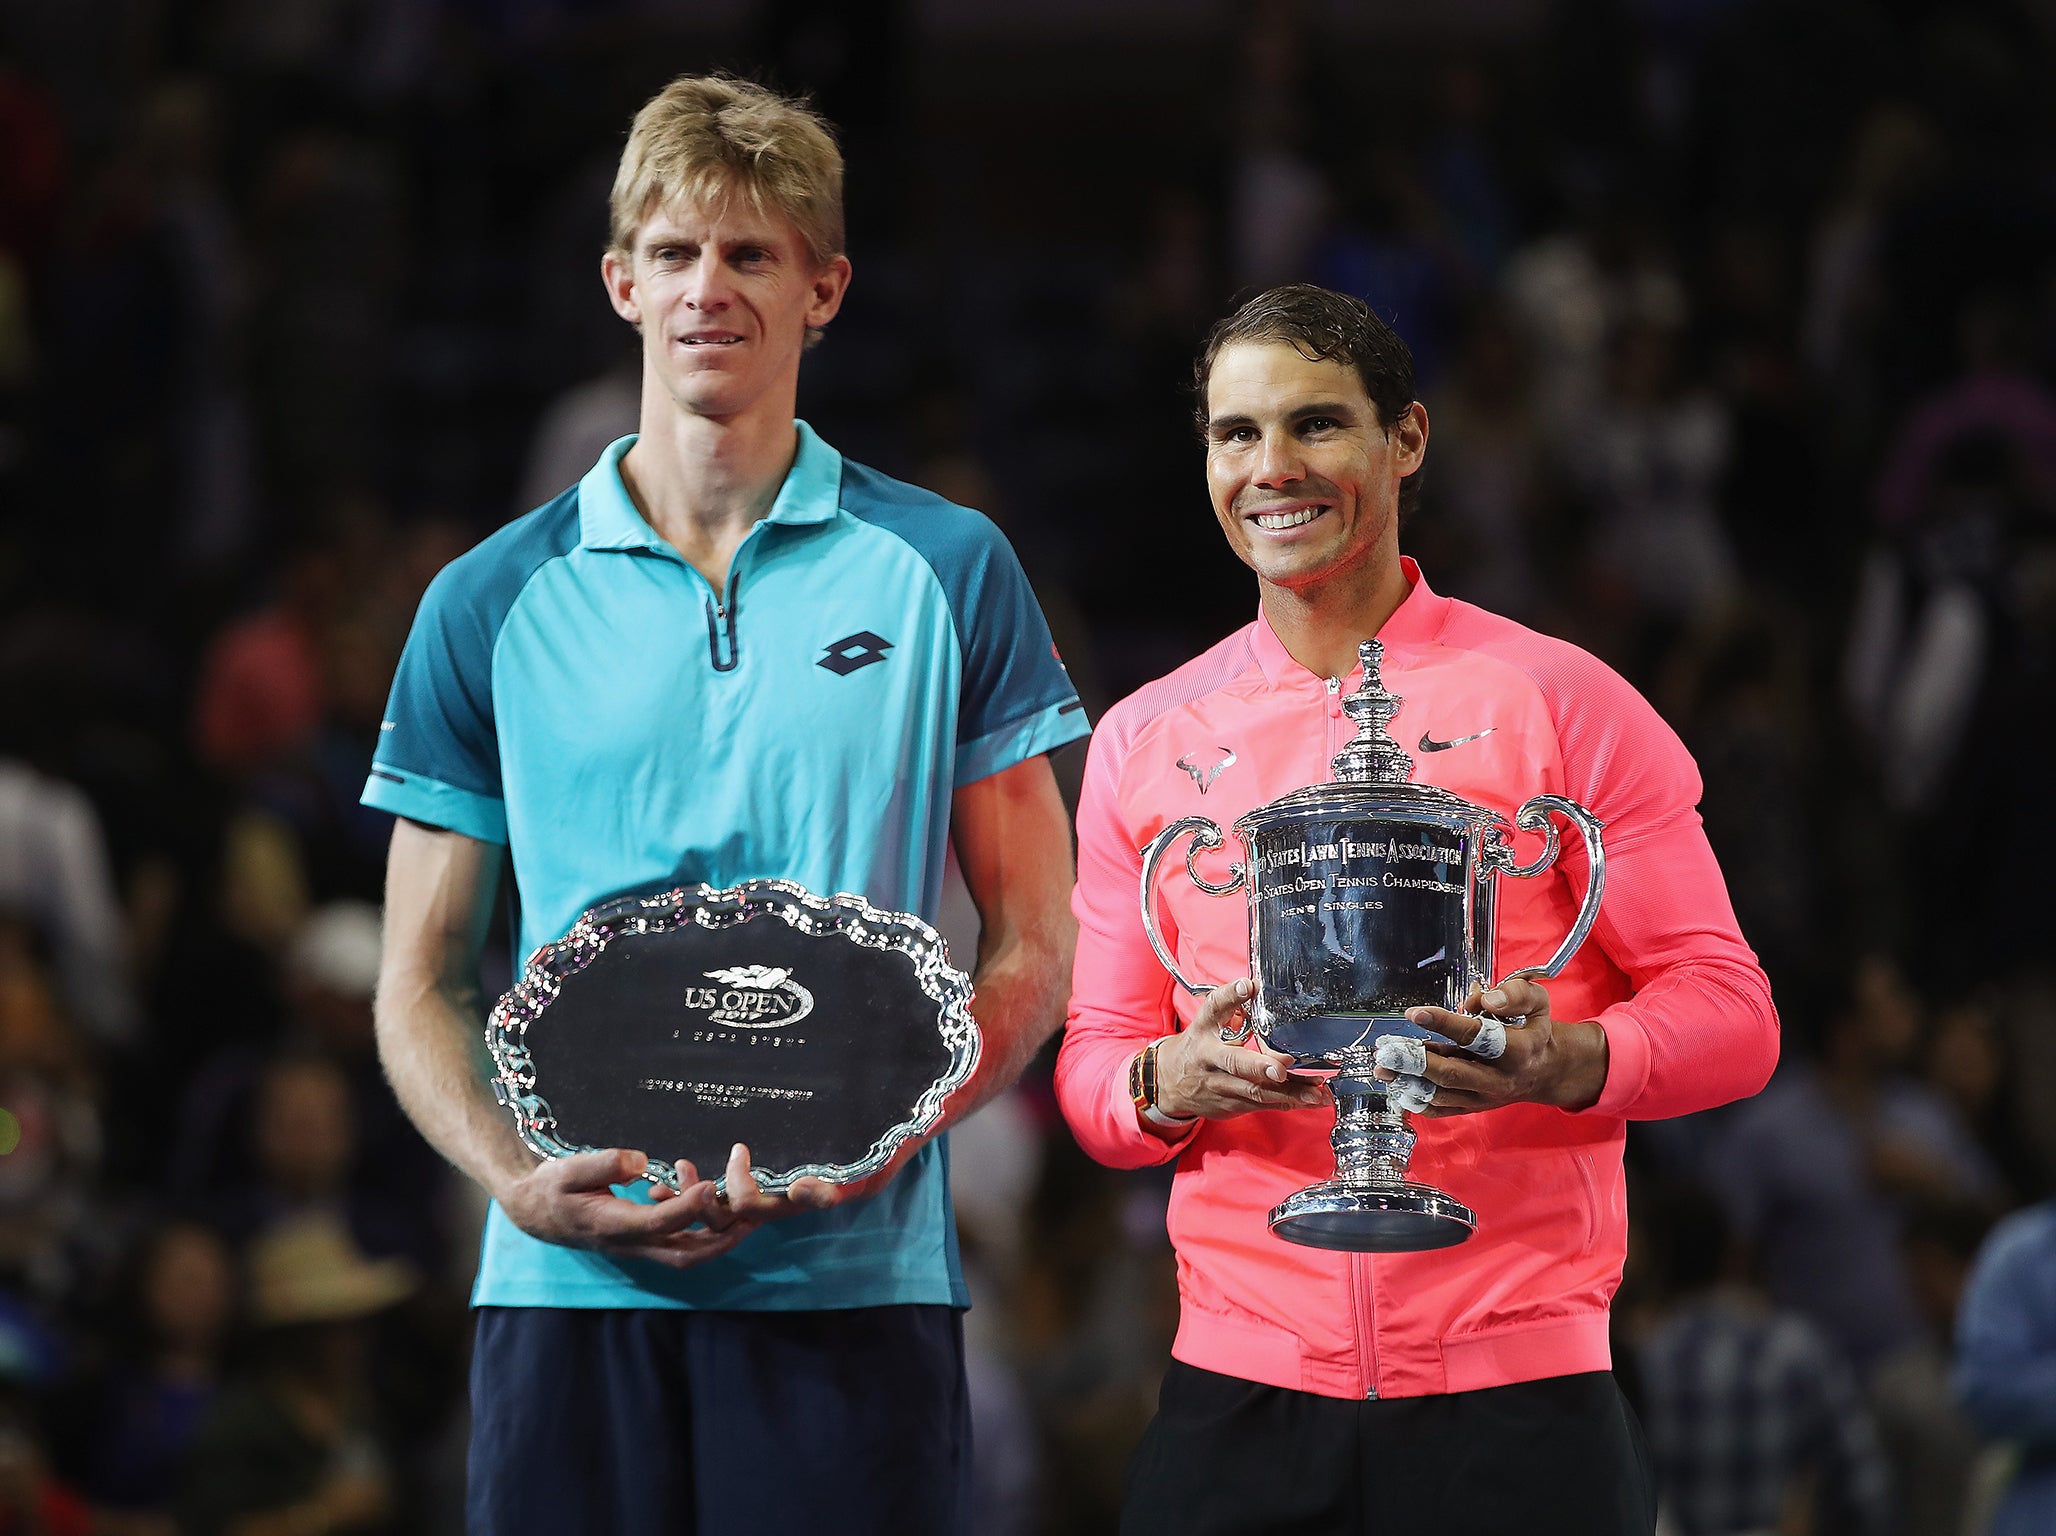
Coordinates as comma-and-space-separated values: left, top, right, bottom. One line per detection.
1574, 811, 1781, 1119
1056, 735, 1197, 1167
949, 916, 1073, 1121
945, 756, 1077, 1121
375, 819, 533, 1204
1589, 951, 1779, 1118
375, 969, 535, 1204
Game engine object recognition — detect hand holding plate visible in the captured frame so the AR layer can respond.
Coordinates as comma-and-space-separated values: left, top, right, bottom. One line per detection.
498, 1147, 754, 1269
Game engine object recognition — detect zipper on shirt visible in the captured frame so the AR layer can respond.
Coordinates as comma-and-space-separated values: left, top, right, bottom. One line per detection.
1325, 674, 1345, 764
705, 582, 740, 673
1350, 1252, 1379, 1398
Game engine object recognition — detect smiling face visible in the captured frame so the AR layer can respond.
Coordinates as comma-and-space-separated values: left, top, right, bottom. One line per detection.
600, 188, 851, 423
1203, 340, 1427, 597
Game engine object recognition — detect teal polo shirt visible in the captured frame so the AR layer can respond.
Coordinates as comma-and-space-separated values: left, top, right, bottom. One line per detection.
362, 423, 1087, 1310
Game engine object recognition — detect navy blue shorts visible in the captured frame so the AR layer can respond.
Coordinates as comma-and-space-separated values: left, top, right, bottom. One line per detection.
467, 1305, 971, 1536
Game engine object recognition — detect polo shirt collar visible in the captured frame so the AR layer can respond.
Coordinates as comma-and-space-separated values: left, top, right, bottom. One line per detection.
1250, 557, 1451, 686
577, 420, 846, 551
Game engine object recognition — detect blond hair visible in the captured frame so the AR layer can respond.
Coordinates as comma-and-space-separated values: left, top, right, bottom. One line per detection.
609, 75, 844, 265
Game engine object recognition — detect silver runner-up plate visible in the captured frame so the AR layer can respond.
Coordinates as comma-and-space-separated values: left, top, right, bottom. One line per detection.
486, 880, 980, 1194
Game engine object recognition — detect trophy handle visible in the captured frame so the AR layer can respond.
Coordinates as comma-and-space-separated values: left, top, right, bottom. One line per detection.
1138, 816, 1245, 1010
1493, 794, 1607, 986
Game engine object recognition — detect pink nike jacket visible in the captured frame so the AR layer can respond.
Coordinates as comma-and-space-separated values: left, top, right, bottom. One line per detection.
1055, 562, 1779, 1401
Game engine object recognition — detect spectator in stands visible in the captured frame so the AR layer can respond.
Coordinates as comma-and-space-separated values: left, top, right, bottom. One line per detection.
208, 1053, 421, 1271
1635, 1180, 1888, 1536
49, 1221, 237, 1536
1567, 313, 1738, 627
178, 1214, 412, 1536
0, 759, 136, 1047
1954, 1196, 2056, 1536
0, 916, 100, 1299
1703, 955, 1997, 1379
1870, 1203, 1992, 1536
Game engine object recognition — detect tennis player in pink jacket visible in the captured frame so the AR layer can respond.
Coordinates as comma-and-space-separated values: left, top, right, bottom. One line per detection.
1055, 285, 1780, 1536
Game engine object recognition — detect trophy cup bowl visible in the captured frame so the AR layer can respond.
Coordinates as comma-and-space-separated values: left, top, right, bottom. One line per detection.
1139, 639, 1606, 1253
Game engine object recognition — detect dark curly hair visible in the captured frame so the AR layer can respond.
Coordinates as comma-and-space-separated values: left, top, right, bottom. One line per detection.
1194, 284, 1422, 517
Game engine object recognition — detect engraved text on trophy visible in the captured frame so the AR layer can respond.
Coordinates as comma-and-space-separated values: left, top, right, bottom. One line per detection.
1250, 817, 1469, 1025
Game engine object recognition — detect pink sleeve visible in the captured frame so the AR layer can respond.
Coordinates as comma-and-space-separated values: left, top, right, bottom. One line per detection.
1530, 648, 1782, 1119
1054, 709, 1200, 1168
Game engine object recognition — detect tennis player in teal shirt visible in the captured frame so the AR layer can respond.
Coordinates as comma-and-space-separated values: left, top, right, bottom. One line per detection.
363, 75, 1085, 1535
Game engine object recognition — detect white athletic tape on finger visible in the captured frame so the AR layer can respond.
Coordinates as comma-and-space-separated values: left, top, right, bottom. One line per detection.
1373, 1035, 1429, 1078
1385, 1073, 1437, 1113
1465, 1015, 1508, 1061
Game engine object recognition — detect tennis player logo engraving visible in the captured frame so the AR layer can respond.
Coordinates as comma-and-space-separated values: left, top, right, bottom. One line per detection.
683, 966, 816, 1028
1177, 747, 1237, 794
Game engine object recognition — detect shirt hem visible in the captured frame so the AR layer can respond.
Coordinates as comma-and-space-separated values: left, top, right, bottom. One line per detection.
469, 1276, 970, 1311
1170, 1307, 1613, 1400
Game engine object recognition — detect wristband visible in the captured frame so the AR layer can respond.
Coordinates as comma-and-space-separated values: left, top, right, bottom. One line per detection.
1143, 1101, 1197, 1130
1137, 1039, 1195, 1127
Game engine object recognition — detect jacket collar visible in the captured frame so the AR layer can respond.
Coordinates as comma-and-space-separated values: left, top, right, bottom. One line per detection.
1249, 557, 1450, 687
577, 420, 845, 552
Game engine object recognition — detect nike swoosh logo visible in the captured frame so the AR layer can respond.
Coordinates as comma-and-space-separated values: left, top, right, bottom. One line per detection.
1418, 728, 1495, 752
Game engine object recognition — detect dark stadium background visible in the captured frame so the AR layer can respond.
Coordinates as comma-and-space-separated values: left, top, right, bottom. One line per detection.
0, 1, 2051, 1531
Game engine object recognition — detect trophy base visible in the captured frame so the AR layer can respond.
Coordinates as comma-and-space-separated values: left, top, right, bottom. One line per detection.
1268, 1181, 1477, 1253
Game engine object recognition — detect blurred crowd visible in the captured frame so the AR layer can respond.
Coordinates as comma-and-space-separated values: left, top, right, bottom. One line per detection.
0, 0, 2053, 1532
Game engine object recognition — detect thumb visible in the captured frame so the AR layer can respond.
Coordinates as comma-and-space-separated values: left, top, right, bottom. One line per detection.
554, 1147, 648, 1191
1477, 977, 1549, 1021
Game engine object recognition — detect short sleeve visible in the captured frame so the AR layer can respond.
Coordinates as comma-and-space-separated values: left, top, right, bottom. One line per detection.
952, 525, 1088, 784
360, 561, 510, 844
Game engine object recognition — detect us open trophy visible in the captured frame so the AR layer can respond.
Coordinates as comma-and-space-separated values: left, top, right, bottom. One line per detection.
485, 882, 980, 1195
1139, 639, 1606, 1252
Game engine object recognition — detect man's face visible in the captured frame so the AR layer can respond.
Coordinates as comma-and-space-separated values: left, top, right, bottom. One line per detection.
1203, 341, 1425, 594
601, 190, 850, 420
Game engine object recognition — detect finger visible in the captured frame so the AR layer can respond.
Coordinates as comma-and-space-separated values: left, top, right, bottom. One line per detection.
1412, 1085, 1499, 1118
666, 1168, 738, 1231
1406, 1004, 1510, 1052
590, 1187, 723, 1243
1207, 1083, 1324, 1115
619, 1224, 754, 1269
1372, 1035, 1429, 1079
1463, 1015, 1509, 1060
1479, 978, 1548, 1020
721, 1143, 776, 1219
646, 1158, 707, 1201
1225, 1049, 1323, 1106
1193, 977, 1256, 1039
1384, 1073, 1437, 1113
786, 1176, 842, 1211
552, 1147, 651, 1192
1210, 1037, 1292, 1086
